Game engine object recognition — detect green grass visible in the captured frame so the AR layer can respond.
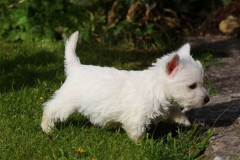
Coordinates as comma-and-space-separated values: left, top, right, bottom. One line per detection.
0, 40, 214, 159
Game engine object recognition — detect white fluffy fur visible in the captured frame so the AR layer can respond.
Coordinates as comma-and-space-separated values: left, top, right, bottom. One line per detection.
41, 31, 210, 141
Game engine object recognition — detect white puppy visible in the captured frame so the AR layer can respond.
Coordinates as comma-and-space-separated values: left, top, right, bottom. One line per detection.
41, 31, 210, 141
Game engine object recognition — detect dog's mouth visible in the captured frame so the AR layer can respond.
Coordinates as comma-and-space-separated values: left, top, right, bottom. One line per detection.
182, 98, 208, 113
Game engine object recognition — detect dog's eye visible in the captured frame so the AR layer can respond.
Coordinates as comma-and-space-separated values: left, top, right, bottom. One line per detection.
189, 83, 197, 89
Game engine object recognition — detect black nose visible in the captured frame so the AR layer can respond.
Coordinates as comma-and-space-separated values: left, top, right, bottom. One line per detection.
204, 96, 210, 104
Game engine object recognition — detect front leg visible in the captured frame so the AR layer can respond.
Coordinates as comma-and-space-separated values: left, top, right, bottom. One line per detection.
123, 124, 146, 142
169, 106, 191, 126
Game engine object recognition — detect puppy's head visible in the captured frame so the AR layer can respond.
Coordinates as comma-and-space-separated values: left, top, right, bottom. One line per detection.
165, 43, 210, 110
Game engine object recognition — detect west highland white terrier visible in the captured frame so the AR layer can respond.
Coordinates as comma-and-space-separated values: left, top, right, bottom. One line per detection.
41, 31, 210, 141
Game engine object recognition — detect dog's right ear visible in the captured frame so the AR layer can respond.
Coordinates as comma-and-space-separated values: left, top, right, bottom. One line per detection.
166, 54, 180, 76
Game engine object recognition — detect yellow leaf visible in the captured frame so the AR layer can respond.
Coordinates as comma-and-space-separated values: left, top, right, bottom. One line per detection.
77, 148, 85, 153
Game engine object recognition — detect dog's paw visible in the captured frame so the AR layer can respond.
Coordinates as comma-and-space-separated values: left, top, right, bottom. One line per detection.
41, 115, 54, 133
41, 121, 52, 133
181, 118, 191, 126
174, 116, 191, 126
182, 108, 191, 113
123, 125, 146, 142
178, 117, 191, 127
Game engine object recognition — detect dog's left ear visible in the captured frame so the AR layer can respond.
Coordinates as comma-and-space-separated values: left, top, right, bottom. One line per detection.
166, 54, 180, 76
177, 43, 191, 58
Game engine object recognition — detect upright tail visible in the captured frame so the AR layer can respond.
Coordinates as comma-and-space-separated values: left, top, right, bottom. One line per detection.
64, 31, 81, 75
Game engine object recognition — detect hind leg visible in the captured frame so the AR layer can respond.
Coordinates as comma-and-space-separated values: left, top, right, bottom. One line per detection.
41, 94, 78, 133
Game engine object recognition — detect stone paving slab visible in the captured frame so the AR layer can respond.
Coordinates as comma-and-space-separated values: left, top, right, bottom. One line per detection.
186, 36, 240, 160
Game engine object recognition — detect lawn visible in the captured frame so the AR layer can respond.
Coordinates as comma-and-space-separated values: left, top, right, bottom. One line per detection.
0, 40, 214, 159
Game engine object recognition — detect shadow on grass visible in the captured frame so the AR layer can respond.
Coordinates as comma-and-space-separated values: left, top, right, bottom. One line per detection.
0, 43, 163, 93
0, 50, 64, 93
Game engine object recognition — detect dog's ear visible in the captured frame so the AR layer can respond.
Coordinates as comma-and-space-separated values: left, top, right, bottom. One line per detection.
177, 43, 191, 58
166, 54, 180, 76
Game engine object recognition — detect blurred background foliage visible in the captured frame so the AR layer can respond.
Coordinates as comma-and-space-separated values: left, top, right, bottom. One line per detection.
0, 0, 232, 46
